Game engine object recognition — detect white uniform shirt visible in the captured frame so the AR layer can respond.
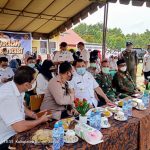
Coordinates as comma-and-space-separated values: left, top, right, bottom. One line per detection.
53, 51, 74, 62
0, 67, 14, 87
36, 73, 49, 94
0, 81, 25, 144
69, 71, 99, 107
79, 49, 90, 62
143, 53, 150, 72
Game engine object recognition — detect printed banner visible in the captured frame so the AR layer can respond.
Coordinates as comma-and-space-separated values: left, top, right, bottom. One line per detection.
0, 31, 32, 54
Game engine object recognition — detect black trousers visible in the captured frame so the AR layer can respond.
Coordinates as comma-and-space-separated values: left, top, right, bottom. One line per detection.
144, 71, 150, 89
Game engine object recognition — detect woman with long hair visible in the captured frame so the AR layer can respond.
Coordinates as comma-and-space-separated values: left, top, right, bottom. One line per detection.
36, 60, 54, 94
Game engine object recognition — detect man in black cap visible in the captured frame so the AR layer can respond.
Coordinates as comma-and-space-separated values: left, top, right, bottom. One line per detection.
119, 42, 138, 84
113, 59, 140, 96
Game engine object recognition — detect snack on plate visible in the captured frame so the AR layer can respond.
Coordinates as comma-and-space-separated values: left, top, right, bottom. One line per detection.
32, 129, 52, 143
58, 118, 74, 130
103, 110, 111, 117
118, 101, 124, 107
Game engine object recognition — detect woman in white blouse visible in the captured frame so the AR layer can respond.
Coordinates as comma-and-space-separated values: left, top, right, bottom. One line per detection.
36, 60, 54, 94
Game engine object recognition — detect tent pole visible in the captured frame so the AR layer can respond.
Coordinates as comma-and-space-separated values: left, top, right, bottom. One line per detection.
102, 2, 109, 60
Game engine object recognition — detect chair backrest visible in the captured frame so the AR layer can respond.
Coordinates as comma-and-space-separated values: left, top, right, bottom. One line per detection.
30, 94, 44, 111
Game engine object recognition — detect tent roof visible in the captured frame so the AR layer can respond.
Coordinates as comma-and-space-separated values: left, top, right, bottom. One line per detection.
0, 0, 149, 39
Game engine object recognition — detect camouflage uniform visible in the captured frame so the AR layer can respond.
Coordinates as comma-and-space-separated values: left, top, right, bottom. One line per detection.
120, 50, 138, 84
95, 73, 127, 102
113, 71, 137, 96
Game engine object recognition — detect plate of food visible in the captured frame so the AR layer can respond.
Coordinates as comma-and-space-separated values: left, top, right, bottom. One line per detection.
64, 136, 79, 144
57, 118, 75, 130
106, 106, 122, 113
102, 109, 113, 117
115, 100, 124, 107
31, 129, 52, 144
86, 107, 105, 117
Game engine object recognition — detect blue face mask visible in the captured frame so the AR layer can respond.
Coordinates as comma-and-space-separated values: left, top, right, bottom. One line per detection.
76, 67, 86, 75
28, 63, 35, 68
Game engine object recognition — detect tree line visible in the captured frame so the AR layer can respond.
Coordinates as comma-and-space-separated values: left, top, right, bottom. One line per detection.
73, 23, 150, 50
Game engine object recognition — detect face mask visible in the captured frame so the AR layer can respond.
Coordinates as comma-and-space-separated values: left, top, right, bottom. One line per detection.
76, 67, 86, 75
0, 68, 6, 71
90, 63, 97, 68
28, 63, 35, 68
102, 67, 110, 74
120, 66, 127, 72
28, 81, 36, 91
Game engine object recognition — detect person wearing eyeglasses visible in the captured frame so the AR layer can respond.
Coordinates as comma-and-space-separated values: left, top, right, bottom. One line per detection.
0, 57, 14, 87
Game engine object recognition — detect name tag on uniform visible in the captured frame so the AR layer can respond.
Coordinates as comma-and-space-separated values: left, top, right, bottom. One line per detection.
77, 82, 82, 84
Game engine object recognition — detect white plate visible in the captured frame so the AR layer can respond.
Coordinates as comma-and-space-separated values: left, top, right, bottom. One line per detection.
135, 106, 146, 111
114, 116, 127, 121
101, 123, 111, 129
64, 136, 79, 144
86, 107, 105, 117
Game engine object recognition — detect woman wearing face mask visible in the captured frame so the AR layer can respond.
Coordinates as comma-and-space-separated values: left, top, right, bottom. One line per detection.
36, 60, 55, 94
40, 61, 77, 120
142, 45, 150, 90
113, 59, 140, 96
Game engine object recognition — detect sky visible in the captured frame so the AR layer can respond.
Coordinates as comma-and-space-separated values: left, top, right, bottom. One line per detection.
76, 1, 150, 35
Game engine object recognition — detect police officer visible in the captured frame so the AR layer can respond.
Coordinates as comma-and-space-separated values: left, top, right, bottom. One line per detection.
119, 42, 138, 84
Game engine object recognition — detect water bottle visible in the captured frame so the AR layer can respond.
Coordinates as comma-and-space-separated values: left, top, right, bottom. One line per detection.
127, 100, 132, 117
142, 90, 149, 108
95, 110, 101, 130
122, 101, 128, 119
53, 123, 60, 150
58, 121, 64, 147
89, 111, 95, 128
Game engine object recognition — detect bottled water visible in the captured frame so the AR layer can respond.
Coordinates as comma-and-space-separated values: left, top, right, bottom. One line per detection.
58, 121, 64, 147
122, 101, 128, 119
53, 123, 60, 150
89, 111, 95, 128
127, 100, 132, 117
95, 110, 101, 130
142, 90, 149, 108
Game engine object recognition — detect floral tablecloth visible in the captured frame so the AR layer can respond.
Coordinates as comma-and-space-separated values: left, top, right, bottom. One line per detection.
13, 117, 139, 150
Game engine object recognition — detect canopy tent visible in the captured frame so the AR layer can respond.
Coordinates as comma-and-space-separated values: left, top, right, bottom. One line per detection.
0, 0, 150, 40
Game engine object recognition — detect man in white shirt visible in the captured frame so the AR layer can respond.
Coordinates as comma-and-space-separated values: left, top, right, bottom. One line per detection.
0, 57, 14, 87
0, 66, 49, 149
77, 42, 90, 66
69, 59, 113, 107
53, 42, 74, 65
142, 45, 150, 89
0, 48, 11, 63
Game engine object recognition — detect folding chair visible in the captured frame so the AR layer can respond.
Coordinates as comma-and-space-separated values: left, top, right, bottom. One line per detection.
30, 94, 44, 111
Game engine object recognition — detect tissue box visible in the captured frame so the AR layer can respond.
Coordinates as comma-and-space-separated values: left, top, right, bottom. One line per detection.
75, 123, 103, 145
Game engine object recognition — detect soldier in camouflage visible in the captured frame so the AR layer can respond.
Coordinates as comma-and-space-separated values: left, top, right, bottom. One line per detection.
113, 59, 140, 96
119, 42, 138, 84
95, 60, 128, 102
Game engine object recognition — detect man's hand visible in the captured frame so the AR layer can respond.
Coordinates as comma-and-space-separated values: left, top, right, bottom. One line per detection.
1, 78, 8, 83
105, 98, 116, 107
38, 112, 49, 123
